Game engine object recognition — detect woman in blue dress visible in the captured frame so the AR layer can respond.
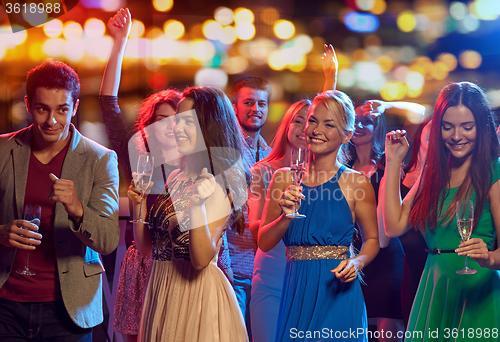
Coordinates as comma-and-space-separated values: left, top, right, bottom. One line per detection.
383, 82, 500, 341
258, 90, 380, 342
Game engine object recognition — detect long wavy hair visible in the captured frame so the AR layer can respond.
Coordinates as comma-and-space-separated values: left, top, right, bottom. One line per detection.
409, 82, 500, 232
182, 86, 252, 235
346, 100, 386, 167
133, 89, 182, 158
261, 99, 311, 164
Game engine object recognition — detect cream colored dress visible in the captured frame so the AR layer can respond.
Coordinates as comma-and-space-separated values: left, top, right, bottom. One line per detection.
138, 176, 248, 342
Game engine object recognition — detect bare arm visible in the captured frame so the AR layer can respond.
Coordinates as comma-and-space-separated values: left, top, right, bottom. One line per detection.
99, 8, 132, 96
332, 173, 379, 282
363, 100, 425, 124
247, 167, 267, 241
188, 169, 232, 270
322, 44, 338, 92
376, 175, 391, 248
258, 169, 303, 252
457, 179, 500, 270
383, 130, 415, 237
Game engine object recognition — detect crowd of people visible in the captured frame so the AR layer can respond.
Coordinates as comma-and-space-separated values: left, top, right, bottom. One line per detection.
1, 8, 500, 342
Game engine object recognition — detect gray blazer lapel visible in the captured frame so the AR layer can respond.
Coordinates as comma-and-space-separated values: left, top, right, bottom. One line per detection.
13, 129, 31, 219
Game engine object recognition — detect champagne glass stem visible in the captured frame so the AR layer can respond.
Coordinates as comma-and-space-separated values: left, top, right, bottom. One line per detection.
465, 255, 469, 269
138, 192, 144, 221
25, 251, 31, 270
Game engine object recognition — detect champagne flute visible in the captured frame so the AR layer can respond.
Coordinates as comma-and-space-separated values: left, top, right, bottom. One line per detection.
131, 153, 154, 224
286, 147, 307, 219
16, 204, 41, 276
456, 200, 477, 275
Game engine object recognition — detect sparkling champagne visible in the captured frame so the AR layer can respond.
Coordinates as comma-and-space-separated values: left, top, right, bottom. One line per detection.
291, 166, 305, 186
458, 218, 473, 241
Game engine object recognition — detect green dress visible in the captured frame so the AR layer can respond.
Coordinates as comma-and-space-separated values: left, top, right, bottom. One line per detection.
406, 158, 500, 342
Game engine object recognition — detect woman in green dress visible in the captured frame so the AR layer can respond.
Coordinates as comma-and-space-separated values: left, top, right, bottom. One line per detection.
382, 81, 500, 341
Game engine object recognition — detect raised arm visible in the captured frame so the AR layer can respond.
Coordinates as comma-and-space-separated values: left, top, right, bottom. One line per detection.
362, 100, 425, 124
258, 169, 303, 252
100, 8, 132, 96
383, 130, 415, 237
322, 44, 338, 92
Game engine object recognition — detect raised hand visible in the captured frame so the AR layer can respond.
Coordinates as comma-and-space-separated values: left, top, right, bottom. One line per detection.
385, 130, 409, 164
322, 44, 338, 81
278, 185, 305, 216
0, 220, 42, 250
190, 168, 217, 207
361, 100, 386, 118
107, 8, 132, 41
48, 173, 83, 222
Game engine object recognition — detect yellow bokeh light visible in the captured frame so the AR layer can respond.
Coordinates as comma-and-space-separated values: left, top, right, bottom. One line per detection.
261, 7, 279, 25
405, 71, 425, 90
42, 38, 65, 57
381, 82, 406, 101
65, 38, 85, 61
459, 50, 482, 69
268, 50, 286, 70
129, 20, 145, 39
337, 53, 351, 70
437, 53, 458, 71
220, 26, 237, 45
222, 56, 249, 74
397, 11, 416, 32
234, 8, 254, 24
215, 7, 234, 26
274, 20, 295, 40
431, 61, 449, 80
203, 20, 223, 41
153, 0, 174, 12
28, 42, 45, 62
43, 19, 63, 38
376, 55, 393, 72
164, 20, 185, 40
63, 21, 83, 40
236, 22, 256, 41
371, 0, 387, 15
289, 54, 307, 72
407, 87, 423, 98
189, 39, 215, 62
84, 18, 106, 39
146, 27, 163, 39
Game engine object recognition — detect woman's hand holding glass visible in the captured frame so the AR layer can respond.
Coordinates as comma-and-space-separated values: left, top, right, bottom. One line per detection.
279, 185, 305, 217
456, 238, 491, 268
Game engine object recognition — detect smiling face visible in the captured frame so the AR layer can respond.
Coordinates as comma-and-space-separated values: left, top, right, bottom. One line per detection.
351, 106, 375, 147
153, 102, 177, 149
26, 87, 78, 149
233, 87, 268, 134
441, 105, 476, 161
305, 102, 349, 155
173, 98, 205, 156
287, 106, 308, 149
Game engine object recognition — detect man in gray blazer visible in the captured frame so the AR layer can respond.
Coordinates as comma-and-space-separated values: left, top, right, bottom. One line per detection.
0, 60, 120, 341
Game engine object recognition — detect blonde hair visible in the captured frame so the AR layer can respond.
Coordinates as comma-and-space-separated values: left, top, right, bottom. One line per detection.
310, 90, 355, 164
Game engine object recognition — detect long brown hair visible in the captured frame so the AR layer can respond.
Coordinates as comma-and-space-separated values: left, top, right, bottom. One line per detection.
409, 82, 500, 231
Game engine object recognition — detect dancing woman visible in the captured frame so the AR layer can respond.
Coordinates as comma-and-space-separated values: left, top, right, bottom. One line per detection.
383, 82, 500, 341
258, 90, 379, 342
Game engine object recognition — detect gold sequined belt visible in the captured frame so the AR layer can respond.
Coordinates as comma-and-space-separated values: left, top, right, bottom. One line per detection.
286, 245, 349, 261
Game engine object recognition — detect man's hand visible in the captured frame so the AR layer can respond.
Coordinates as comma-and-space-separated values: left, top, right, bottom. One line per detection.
0, 220, 42, 249
48, 173, 83, 225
